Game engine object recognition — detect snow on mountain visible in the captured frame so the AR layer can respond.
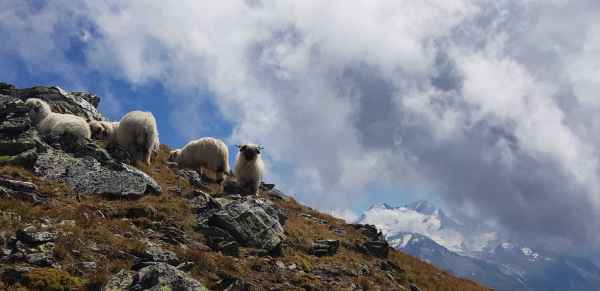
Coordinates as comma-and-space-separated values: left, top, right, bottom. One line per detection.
357, 200, 497, 255
358, 200, 600, 291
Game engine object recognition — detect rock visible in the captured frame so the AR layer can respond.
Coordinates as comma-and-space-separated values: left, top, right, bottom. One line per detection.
199, 224, 240, 257
6, 226, 58, 266
0, 176, 48, 204
216, 272, 254, 291
223, 179, 244, 195
351, 224, 390, 258
105, 263, 209, 291
218, 241, 241, 257
359, 240, 389, 258
16, 225, 57, 244
0, 176, 37, 192
174, 168, 209, 189
186, 190, 222, 216
310, 239, 340, 257
0, 266, 33, 285
103, 270, 137, 291
0, 84, 104, 121
352, 224, 385, 241
357, 264, 370, 276
409, 283, 422, 291
260, 182, 276, 191
34, 148, 161, 198
275, 260, 286, 271
125, 206, 158, 219
0, 129, 45, 157
132, 242, 179, 269
378, 260, 406, 274
151, 223, 187, 245
329, 226, 346, 236
76, 261, 97, 273
205, 197, 286, 253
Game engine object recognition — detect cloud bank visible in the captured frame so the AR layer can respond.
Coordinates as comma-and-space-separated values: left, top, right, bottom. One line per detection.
3, 0, 600, 250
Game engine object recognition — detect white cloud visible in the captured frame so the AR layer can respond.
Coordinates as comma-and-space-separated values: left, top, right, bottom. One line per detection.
4, 0, 600, 250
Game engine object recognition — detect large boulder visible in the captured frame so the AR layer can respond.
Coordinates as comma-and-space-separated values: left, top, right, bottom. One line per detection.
34, 148, 161, 197
204, 197, 286, 253
104, 263, 209, 291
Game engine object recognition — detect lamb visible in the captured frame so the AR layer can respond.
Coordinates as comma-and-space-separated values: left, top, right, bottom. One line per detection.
89, 111, 159, 165
168, 137, 230, 190
234, 143, 265, 196
25, 98, 91, 140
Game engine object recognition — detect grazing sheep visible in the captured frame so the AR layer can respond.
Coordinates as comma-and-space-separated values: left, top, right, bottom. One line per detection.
25, 98, 91, 140
89, 111, 159, 165
168, 137, 230, 189
234, 143, 265, 196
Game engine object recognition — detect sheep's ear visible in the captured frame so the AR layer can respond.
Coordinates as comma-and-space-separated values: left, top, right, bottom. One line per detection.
235, 144, 242, 148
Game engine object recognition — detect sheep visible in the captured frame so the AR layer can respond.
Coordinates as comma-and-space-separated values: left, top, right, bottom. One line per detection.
234, 143, 265, 196
89, 111, 159, 166
168, 137, 230, 191
25, 98, 91, 140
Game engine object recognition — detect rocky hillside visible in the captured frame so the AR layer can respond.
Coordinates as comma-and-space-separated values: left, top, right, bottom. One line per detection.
0, 83, 490, 290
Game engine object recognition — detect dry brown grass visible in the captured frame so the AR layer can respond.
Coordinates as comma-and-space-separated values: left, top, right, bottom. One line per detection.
0, 145, 491, 291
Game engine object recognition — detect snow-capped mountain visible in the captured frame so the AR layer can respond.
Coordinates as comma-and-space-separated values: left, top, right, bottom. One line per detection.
357, 201, 499, 255
357, 201, 600, 291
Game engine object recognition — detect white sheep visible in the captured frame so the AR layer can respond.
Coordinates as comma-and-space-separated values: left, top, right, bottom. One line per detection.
25, 98, 91, 140
89, 111, 159, 165
234, 143, 265, 196
168, 137, 230, 189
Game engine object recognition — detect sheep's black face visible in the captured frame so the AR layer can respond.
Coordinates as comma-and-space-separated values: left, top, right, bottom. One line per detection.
239, 145, 260, 161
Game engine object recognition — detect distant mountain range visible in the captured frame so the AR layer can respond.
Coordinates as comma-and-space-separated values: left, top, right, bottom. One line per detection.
357, 201, 600, 291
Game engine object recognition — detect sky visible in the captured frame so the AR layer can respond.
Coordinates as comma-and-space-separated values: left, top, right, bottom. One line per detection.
2, 0, 600, 254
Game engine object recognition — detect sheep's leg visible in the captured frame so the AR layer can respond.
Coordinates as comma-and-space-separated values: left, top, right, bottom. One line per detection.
145, 149, 151, 166
250, 181, 260, 196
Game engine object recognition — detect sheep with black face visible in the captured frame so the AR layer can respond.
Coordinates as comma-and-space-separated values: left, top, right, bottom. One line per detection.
234, 143, 265, 196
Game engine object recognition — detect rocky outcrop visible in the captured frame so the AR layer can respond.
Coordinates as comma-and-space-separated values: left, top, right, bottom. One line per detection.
0, 176, 48, 204
310, 239, 340, 257
353, 224, 390, 258
0, 82, 104, 121
2, 225, 57, 267
0, 83, 161, 197
34, 148, 161, 197
104, 263, 209, 291
203, 196, 286, 254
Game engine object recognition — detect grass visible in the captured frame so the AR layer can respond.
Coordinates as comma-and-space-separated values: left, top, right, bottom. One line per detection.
0, 145, 491, 291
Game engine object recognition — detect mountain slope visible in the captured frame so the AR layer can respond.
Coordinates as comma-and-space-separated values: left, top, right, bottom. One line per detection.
358, 200, 600, 291
0, 83, 491, 290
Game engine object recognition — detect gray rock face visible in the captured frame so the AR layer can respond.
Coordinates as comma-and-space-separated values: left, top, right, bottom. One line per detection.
0, 83, 161, 198
5, 225, 57, 267
104, 263, 209, 291
206, 197, 286, 253
34, 148, 161, 197
132, 242, 179, 270
0, 176, 48, 204
310, 239, 340, 257
409, 283, 423, 291
352, 224, 390, 258
0, 84, 104, 121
